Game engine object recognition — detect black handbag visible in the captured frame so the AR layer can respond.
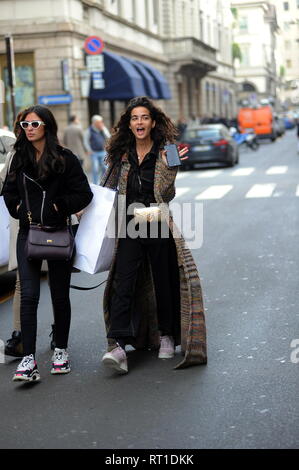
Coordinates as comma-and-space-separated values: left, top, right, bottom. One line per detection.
23, 174, 75, 261
26, 223, 74, 261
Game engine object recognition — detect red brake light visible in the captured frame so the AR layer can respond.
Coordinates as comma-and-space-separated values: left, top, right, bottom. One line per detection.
214, 139, 228, 147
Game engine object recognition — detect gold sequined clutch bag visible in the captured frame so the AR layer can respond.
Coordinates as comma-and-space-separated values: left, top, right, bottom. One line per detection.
133, 206, 162, 223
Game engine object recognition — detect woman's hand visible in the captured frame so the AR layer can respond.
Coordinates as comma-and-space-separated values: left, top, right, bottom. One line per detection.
178, 146, 189, 161
161, 145, 189, 166
53, 203, 58, 212
75, 210, 84, 222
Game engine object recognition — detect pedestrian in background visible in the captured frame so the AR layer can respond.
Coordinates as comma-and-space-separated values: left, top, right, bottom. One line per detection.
84, 115, 110, 184
100, 96, 207, 375
3, 105, 93, 383
187, 114, 200, 129
176, 116, 187, 140
63, 114, 86, 166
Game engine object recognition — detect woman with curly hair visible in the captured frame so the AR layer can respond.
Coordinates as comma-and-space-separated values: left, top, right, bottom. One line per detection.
101, 96, 207, 374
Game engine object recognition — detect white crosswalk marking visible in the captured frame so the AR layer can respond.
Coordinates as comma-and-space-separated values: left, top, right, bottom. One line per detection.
176, 172, 190, 180
195, 185, 233, 200
174, 167, 298, 199
175, 187, 189, 198
231, 167, 255, 176
266, 166, 288, 175
245, 184, 276, 198
196, 169, 223, 178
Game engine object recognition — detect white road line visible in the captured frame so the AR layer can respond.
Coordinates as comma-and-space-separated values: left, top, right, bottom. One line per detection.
266, 166, 288, 175
195, 185, 233, 200
231, 167, 255, 176
175, 187, 190, 198
196, 169, 224, 178
245, 184, 276, 198
296, 185, 299, 196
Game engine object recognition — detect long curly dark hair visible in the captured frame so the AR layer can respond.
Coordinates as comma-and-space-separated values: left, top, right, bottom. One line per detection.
106, 96, 178, 163
11, 105, 65, 180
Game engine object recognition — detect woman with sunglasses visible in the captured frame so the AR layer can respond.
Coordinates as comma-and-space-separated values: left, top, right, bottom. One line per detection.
100, 96, 207, 374
1, 112, 55, 359
3, 105, 93, 383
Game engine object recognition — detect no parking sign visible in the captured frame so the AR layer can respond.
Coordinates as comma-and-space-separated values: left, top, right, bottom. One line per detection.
84, 36, 105, 55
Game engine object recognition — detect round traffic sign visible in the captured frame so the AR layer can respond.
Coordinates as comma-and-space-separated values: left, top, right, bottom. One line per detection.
84, 36, 104, 55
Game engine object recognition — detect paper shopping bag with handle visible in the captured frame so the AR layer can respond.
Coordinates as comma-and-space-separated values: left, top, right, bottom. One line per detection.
73, 183, 117, 274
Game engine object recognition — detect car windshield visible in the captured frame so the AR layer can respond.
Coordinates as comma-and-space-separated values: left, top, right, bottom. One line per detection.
185, 129, 221, 140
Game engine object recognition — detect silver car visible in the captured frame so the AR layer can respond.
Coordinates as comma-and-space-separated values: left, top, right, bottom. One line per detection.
179, 124, 239, 170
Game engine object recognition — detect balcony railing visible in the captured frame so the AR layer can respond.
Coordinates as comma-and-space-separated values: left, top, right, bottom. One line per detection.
163, 37, 217, 71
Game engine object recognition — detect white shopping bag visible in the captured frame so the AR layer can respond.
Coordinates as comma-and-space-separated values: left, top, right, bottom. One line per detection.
73, 184, 117, 274
0, 196, 10, 267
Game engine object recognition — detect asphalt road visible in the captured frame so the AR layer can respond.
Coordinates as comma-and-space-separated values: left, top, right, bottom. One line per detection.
0, 130, 298, 450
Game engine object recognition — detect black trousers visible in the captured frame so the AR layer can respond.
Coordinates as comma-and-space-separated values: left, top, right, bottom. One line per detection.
107, 234, 180, 341
17, 231, 73, 356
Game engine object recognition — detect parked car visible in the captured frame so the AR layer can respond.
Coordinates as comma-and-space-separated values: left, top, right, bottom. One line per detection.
178, 124, 239, 169
273, 116, 286, 137
283, 116, 295, 130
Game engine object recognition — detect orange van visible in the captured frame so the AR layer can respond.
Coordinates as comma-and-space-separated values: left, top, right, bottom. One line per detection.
238, 106, 276, 141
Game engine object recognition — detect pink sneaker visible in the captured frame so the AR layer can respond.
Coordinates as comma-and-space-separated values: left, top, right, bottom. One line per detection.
102, 346, 128, 374
158, 336, 175, 359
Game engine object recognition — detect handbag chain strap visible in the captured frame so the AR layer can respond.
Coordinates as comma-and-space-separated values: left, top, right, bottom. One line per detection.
23, 174, 33, 224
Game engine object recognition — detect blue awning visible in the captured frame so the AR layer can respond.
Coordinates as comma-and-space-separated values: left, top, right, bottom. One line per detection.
89, 50, 147, 100
122, 58, 159, 99
136, 60, 171, 100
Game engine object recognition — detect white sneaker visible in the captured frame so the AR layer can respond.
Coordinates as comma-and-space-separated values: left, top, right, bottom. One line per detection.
102, 346, 128, 374
51, 348, 71, 374
158, 336, 175, 359
13, 354, 40, 382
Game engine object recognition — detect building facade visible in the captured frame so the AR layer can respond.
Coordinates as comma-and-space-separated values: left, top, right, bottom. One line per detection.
161, 0, 236, 122
273, 0, 299, 108
231, 0, 279, 107
0, 0, 236, 135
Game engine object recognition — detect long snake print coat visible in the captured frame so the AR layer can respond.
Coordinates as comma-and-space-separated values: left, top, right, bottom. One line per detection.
101, 152, 207, 368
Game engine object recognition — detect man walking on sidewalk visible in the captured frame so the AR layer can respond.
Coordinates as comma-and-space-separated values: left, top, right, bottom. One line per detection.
84, 115, 110, 184
63, 115, 86, 166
